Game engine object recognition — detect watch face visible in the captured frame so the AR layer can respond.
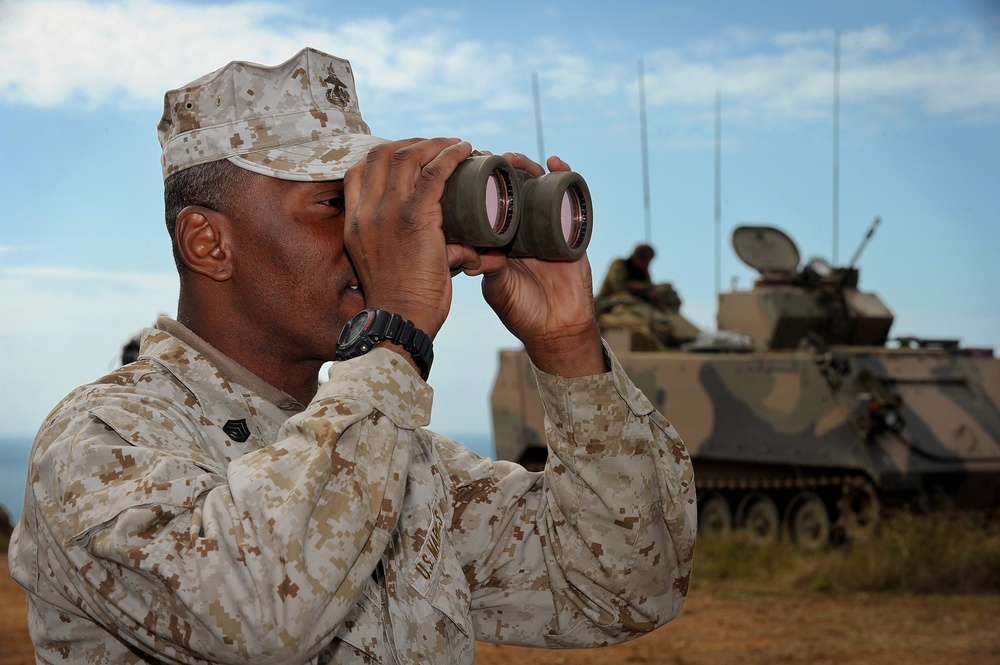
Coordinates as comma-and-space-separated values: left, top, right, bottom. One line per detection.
340, 310, 374, 346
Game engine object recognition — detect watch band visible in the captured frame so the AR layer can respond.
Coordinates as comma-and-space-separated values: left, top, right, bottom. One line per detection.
337, 309, 434, 380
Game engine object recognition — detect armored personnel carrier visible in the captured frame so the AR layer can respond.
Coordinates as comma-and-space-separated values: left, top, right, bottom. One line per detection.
490, 223, 1000, 549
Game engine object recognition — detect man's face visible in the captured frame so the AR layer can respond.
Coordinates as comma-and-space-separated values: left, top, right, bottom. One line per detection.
226, 173, 365, 365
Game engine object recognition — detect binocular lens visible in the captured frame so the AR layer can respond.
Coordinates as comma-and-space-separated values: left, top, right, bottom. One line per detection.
485, 169, 514, 234
441, 155, 519, 248
560, 184, 588, 249
507, 171, 592, 260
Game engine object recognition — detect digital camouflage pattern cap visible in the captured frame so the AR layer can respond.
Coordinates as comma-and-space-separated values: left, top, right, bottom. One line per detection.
157, 47, 387, 181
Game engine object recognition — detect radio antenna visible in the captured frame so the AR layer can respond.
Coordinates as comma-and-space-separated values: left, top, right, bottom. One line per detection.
531, 72, 546, 166
638, 59, 652, 245
715, 89, 722, 308
832, 29, 841, 263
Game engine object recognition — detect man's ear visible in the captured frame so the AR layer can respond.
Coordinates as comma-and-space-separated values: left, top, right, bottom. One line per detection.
175, 206, 234, 281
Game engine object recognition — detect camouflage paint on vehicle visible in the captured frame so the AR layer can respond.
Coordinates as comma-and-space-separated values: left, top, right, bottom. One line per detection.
491, 224, 1000, 549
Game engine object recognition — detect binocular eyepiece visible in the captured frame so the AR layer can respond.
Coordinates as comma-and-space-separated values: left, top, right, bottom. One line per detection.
440, 155, 593, 261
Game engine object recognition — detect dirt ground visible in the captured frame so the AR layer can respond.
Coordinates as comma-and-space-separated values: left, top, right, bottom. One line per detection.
2, 555, 997, 665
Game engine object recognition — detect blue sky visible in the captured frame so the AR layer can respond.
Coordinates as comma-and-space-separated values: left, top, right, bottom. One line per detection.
1, 0, 998, 441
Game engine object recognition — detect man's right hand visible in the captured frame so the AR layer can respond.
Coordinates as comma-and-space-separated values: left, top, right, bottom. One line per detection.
343, 138, 479, 339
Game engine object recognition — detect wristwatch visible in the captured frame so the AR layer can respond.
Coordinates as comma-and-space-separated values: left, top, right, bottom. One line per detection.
336, 309, 434, 380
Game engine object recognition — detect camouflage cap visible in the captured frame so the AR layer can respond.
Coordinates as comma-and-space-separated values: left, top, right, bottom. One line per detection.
157, 47, 387, 181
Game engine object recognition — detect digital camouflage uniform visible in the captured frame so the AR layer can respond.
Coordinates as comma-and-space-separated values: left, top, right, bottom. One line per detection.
10, 318, 697, 663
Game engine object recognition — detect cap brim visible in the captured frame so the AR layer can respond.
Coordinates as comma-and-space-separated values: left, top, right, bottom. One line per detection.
229, 134, 390, 181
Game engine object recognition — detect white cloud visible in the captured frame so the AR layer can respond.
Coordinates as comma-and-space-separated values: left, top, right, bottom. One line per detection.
639, 21, 1000, 124
2, 264, 172, 282
1, 0, 997, 126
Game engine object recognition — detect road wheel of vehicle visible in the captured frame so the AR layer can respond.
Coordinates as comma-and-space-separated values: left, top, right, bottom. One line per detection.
737, 493, 780, 545
788, 493, 830, 552
839, 479, 880, 543
698, 494, 733, 537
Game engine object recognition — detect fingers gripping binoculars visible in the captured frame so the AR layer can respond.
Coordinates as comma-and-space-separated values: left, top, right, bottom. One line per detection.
441, 155, 593, 260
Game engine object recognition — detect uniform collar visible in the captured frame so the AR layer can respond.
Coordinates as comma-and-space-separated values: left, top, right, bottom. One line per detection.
149, 316, 305, 415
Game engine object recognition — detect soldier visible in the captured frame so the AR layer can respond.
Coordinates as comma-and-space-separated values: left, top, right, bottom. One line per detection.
9, 48, 696, 664
595, 244, 699, 347
596, 244, 668, 306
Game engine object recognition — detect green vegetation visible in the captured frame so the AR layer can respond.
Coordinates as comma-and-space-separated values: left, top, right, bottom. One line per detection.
692, 512, 1000, 595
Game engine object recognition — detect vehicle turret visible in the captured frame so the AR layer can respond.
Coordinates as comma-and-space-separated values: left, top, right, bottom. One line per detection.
718, 222, 893, 350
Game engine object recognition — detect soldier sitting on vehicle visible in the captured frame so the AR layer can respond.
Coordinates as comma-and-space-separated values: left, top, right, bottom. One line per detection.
595, 243, 699, 348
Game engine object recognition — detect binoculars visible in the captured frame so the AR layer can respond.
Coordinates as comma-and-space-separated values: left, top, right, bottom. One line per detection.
440, 155, 593, 260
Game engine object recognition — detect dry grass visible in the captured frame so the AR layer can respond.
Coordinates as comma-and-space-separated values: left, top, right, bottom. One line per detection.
693, 511, 1000, 595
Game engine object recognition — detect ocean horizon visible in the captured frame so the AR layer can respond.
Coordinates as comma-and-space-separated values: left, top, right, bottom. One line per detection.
0, 435, 32, 525
0, 431, 496, 526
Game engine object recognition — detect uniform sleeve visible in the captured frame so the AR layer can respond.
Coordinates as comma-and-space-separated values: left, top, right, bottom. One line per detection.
445, 343, 697, 647
24, 349, 424, 664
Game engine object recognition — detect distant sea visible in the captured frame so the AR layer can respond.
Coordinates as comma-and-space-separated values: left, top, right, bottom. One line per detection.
0, 431, 495, 527
0, 435, 32, 524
